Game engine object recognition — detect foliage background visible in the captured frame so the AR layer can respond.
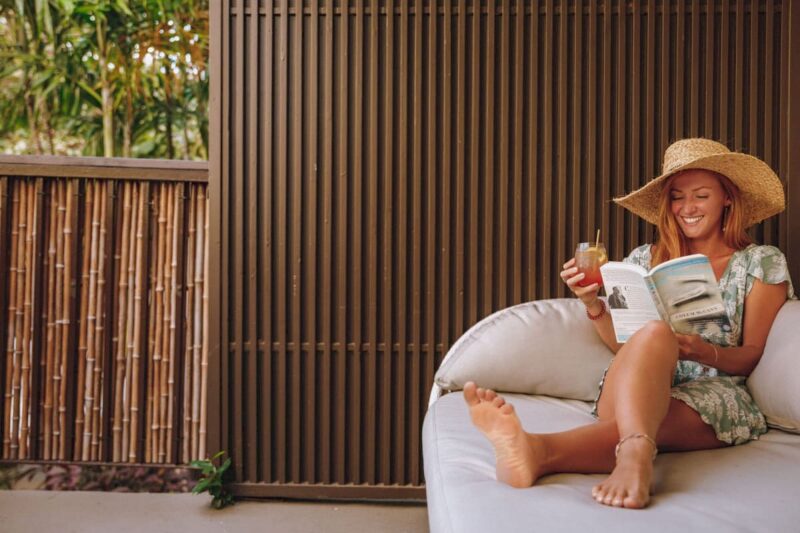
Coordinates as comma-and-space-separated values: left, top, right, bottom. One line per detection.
0, 0, 208, 160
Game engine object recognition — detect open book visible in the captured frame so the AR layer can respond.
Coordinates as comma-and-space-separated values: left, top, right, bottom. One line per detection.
599, 254, 732, 343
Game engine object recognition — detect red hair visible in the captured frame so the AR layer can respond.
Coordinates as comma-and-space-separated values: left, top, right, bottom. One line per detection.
650, 171, 751, 266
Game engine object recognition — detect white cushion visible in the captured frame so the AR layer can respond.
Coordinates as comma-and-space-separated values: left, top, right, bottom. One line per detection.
748, 299, 800, 433
434, 299, 614, 402
424, 392, 800, 533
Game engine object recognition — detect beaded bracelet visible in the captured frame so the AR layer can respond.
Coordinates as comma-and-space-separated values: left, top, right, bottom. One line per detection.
586, 299, 607, 321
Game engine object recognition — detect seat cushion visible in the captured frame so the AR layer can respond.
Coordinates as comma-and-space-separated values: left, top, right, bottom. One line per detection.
423, 392, 800, 533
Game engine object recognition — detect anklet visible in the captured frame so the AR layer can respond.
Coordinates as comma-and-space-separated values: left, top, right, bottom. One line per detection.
615, 433, 658, 461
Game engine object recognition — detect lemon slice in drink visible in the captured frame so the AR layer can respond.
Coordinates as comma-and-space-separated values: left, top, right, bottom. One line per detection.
587, 247, 607, 265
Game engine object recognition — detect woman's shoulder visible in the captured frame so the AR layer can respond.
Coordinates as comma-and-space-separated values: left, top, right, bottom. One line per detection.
733, 244, 795, 298
733, 244, 789, 272
737, 243, 786, 261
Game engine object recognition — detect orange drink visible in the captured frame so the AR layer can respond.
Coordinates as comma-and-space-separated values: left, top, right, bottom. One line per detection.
575, 242, 608, 287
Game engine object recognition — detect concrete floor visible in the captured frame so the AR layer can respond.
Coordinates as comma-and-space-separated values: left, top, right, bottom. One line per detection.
0, 490, 430, 533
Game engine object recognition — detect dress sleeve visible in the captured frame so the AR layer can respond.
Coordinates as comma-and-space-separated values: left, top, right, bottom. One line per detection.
744, 245, 796, 299
623, 244, 651, 269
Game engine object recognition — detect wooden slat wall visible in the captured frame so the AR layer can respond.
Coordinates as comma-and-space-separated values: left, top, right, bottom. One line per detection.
209, 0, 799, 499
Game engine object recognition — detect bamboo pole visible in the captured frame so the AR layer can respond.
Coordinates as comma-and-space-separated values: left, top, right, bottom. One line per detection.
112, 182, 132, 461
3, 181, 20, 458
90, 182, 108, 460
19, 179, 37, 458
74, 181, 93, 459
90, 180, 103, 460
145, 197, 157, 463
80, 181, 101, 460
198, 187, 208, 460
114, 183, 136, 461
11, 182, 30, 458
128, 183, 146, 462
149, 185, 166, 461
51, 180, 66, 459
191, 186, 204, 460
167, 184, 181, 462
161, 184, 176, 462
58, 180, 75, 459
4, 183, 21, 458
42, 180, 58, 459
121, 184, 139, 461
182, 186, 197, 463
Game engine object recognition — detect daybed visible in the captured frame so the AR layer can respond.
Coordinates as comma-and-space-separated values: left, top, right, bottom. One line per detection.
423, 298, 800, 533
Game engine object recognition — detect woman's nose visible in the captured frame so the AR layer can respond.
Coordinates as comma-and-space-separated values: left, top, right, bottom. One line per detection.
681, 199, 698, 214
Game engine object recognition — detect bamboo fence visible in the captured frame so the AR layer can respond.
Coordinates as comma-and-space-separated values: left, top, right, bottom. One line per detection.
0, 176, 209, 464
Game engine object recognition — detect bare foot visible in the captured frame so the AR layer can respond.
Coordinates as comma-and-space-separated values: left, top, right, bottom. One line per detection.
591, 437, 655, 508
463, 381, 545, 488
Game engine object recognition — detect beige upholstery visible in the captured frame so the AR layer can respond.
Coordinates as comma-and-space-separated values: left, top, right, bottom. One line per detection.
424, 299, 800, 533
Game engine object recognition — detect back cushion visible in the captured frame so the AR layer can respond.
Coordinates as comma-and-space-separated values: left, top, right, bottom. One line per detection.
434, 298, 614, 402
748, 300, 800, 434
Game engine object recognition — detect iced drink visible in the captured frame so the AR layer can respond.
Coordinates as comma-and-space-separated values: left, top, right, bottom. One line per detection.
575, 242, 608, 287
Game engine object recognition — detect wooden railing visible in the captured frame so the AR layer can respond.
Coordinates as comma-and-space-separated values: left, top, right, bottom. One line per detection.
0, 155, 209, 465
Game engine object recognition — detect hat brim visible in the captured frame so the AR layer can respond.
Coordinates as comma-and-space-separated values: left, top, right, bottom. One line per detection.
614, 152, 785, 228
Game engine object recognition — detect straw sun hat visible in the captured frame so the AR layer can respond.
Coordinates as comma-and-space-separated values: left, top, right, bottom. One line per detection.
614, 138, 785, 228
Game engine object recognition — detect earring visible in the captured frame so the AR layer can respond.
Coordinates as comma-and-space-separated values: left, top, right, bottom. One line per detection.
722, 205, 730, 232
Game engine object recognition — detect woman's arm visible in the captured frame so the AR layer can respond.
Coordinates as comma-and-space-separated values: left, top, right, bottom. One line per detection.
676, 279, 788, 375
561, 258, 623, 354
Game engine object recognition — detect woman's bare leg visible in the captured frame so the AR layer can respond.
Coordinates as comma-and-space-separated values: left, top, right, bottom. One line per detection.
464, 321, 725, 507
589, 320, 680, 508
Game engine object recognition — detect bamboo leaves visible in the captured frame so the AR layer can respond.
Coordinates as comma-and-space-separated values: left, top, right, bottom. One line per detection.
0, 0, 208, 159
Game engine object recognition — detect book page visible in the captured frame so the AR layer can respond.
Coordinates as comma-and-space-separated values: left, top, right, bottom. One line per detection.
600, 262, 662, 343
648, 255, 733, 337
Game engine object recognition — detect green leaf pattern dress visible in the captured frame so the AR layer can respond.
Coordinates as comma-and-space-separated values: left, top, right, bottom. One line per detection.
593, 244, 796, 445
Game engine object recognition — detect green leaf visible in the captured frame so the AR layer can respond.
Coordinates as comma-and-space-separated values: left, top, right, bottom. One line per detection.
192, 477, 211, 494
211, 450, 226, 461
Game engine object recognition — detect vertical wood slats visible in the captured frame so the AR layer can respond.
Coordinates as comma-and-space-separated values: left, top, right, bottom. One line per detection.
214, 1, 797, 494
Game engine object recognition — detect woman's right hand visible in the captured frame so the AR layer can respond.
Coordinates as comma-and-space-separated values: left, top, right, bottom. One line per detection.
561, 257, 601, 307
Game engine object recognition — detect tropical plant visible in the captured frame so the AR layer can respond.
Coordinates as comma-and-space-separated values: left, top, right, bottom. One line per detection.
0, 0, 208, 159
190, 450, 234, 509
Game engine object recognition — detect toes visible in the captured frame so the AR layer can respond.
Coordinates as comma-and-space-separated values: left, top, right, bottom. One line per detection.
463, 382, 480, 406
623, 492, 647, 509
500, 403, 514, 415
485, 389, 497, 401
476, 387, 487, 401
491, 396, 505, 408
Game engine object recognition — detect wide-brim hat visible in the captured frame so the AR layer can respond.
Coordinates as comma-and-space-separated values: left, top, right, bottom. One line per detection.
614, 138, 785, 228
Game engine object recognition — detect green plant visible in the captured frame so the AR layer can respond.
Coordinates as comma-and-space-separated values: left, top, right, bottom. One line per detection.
190, 450, 234, 509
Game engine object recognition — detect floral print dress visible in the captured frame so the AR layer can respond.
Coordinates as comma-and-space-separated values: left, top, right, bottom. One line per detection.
594, 244, 796, 445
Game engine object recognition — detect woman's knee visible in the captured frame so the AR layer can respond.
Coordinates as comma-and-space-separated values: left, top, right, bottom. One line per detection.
623, 320, 678, 363
632, 320, 677, 346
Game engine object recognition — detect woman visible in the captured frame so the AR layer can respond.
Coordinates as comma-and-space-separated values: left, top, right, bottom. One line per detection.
463, 138, 795, 509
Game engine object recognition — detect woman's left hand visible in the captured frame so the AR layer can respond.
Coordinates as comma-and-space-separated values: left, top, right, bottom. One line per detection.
675, 333, 713, 362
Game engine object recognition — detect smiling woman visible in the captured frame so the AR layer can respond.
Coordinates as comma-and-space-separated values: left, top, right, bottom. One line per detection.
466, 138, 795, 509
0, 1, 208, 160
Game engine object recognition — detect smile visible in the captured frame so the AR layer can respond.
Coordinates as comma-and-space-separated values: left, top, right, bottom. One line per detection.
681, 215, 704, 225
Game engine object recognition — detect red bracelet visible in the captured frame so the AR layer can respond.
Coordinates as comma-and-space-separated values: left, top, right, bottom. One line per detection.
586, 299, 607, 320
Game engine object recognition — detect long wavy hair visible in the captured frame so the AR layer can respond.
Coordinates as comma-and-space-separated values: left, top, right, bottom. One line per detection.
651, 171, 752, 267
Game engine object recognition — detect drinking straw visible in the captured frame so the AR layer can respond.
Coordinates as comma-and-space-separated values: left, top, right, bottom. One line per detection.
595, 229, 600, 249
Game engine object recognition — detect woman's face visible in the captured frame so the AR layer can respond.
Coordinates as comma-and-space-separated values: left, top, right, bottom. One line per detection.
668, 169, 731, 241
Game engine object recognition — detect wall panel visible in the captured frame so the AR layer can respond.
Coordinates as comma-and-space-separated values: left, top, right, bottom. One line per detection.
209, 0, 799, 499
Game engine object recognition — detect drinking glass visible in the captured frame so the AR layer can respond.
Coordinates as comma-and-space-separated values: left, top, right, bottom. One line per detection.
575, 242, 608, 287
